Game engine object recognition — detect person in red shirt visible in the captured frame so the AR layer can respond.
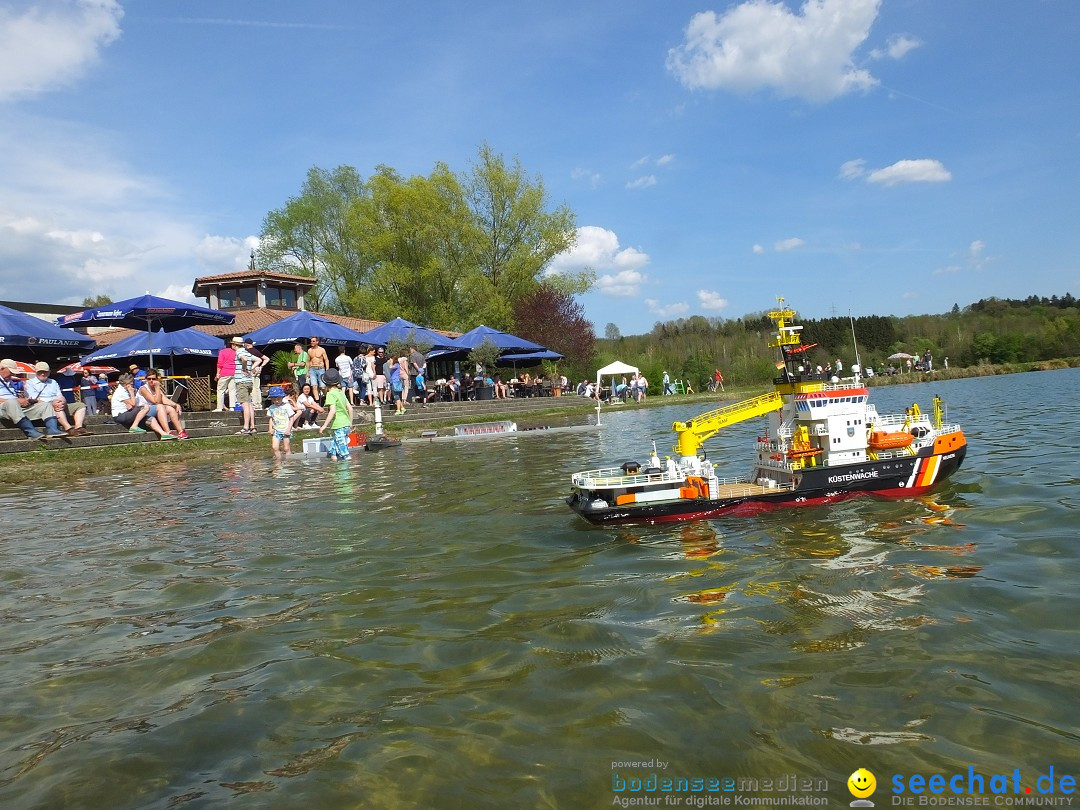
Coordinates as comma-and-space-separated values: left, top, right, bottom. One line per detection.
216, 338, 238, 411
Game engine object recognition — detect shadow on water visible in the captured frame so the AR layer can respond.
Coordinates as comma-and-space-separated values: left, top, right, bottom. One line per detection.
0, 369, 1077, 807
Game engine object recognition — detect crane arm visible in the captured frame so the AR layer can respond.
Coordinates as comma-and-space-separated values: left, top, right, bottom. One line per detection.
671, 391, 784, 458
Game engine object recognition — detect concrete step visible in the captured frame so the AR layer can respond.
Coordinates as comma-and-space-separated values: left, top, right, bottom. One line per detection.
0, 396, 593, 454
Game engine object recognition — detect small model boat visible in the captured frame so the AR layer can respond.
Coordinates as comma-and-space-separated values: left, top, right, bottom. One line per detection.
567, 298, 967, 524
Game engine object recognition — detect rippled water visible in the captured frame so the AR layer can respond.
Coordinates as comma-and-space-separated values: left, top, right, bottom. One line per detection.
1, 369, 1077, 808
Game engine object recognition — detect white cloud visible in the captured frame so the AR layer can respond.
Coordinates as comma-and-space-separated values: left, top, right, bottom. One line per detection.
656, 154, 676, 166
600, 270, 647, 297
775, 237, 806, 252
697, 290, 729, 311
645, 298, 690, 317
626, 175, 657, 190
867, 159, 951, 186
0, 0, 123, 102
870, 34, 921, 61
630, 155, 650, 170
752, 244, 765, 254
571, 167, 601, 188
548, 226, 650, 298
667, 0, 881, 103
195, 234, 260, 271
839, 158, 866, 180
934, 240, 991, 275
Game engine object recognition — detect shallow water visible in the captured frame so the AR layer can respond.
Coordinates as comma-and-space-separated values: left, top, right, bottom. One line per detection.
1, 369, 1077, 808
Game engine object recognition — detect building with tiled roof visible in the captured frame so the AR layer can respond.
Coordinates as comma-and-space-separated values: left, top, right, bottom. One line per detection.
91, 269, 449, 347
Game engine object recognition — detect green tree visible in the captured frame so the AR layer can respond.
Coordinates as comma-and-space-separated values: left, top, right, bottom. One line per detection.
349, 164, 482, 328
82, 294, 113, 307
465, 143, 581, 325
257, 166, 371, 313
605, 323, 621, 340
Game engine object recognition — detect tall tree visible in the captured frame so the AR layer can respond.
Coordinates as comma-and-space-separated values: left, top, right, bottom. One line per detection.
465, 144, 580, 321
257, 166, 371, 313
349, 163, 482, 328
605, 322, 621, 340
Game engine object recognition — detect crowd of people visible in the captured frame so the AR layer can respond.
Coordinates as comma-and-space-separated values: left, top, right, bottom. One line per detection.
2, 334, 570, 451
0, 357, 188, 443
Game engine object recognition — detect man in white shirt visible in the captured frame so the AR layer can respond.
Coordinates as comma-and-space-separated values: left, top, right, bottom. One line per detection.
0, 358, 60, 440
22, 361, 92, 436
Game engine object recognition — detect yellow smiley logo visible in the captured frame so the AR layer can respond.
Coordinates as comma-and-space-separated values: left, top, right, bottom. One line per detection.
848, 768, 877, 798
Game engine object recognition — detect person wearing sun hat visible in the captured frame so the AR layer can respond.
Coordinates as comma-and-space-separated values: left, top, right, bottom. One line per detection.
0, 358, 62, 440
265, 385, 294, 456
22, 361, 93, 437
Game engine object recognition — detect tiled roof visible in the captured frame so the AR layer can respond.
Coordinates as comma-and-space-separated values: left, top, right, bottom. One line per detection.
191, 270, 316, 296
90, 309, 457, 346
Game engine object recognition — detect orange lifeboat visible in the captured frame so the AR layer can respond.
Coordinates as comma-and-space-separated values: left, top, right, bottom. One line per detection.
868, 431, 913, 450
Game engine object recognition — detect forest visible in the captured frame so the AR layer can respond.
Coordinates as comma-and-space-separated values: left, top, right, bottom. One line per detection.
592, 294, 1079, 390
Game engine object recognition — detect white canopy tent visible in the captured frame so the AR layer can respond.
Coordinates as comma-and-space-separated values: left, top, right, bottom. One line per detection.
596, 360, 639, 388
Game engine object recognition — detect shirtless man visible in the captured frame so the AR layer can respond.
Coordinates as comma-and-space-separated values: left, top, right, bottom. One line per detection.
307, 336, 329, 400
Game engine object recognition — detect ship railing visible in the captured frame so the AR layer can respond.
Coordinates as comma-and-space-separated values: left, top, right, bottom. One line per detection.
757, 457, 796, 473
571, 468, 681, 488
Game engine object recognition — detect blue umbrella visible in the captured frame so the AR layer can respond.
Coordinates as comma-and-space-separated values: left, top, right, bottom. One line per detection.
57, 293, 233, 361
0, 302, 96, 350
56, 293, 235, 331
354, 317, 459, 352
450, 324, 547, 354
497, 349, 564, 364
243, 311, 370, 347
80, 328, 225, 363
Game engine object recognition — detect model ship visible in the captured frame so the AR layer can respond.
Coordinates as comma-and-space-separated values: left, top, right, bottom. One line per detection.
567, 298, 966, 524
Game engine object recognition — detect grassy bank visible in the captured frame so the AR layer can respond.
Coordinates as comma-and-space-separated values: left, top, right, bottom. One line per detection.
3, 359, 1075, 486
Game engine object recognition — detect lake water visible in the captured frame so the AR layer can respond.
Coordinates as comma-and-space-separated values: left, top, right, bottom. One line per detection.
1, 369, 1077, 809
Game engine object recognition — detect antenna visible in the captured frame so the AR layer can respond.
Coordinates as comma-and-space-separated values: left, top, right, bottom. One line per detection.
849, 311, 862, 382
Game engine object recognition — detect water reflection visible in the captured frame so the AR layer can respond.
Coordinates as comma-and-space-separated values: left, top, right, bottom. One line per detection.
0, 370, 1077, 807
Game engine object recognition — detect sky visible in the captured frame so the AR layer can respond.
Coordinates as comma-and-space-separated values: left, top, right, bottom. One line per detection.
1, 0, 1078, 336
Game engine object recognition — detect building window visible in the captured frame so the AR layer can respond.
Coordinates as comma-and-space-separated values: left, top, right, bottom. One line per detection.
265, 286, 297, 309
219, 286, 257, 309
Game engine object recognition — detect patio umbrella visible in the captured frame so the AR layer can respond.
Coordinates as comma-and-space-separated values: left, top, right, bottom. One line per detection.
242, 310, 370, 348
9, 360, 36, 375
56, 293, 234, 359
888, 352, 915, 360
354, 317, 460, 352
497, 349, 564, 365
0, 302, 96, 350
57, 362, 120, 376
80, 328, 225, 375
449, 324, 547, 355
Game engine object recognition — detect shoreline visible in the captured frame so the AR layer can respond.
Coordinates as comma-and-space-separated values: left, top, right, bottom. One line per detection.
1, 360, 1073, 485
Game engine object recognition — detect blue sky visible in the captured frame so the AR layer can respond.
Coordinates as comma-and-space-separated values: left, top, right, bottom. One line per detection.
1, 0, 1077, 336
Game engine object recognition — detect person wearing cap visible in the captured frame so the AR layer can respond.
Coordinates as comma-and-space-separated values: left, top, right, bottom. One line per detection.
128, 363, 147, 390
242, 338, 268, 410
0, 358, 61, 440
662, 370, 672, 396
265, 385, 294, 456
233, 338, 259, 435
317, 368, 353, 460
216, 337, 239, 412
21, 361, 92, 437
